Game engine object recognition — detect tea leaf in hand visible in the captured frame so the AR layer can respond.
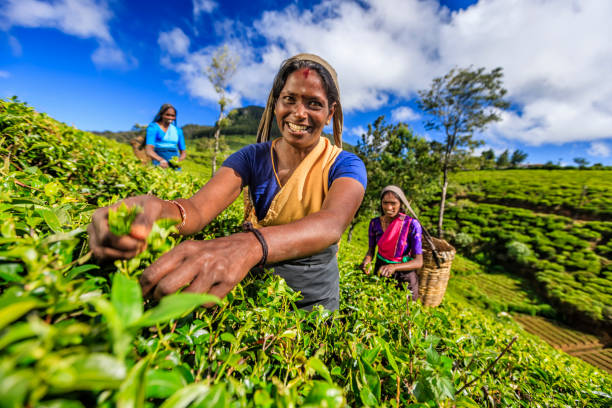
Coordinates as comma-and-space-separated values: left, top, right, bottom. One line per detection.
108, 203, 142, 236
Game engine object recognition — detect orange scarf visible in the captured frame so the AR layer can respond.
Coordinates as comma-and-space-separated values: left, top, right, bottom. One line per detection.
246, 137, 342, 228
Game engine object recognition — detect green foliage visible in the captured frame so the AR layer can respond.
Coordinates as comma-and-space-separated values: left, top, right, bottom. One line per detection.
479, 148, 495, 170
417, 66, 510, 144
206, 45, 240, 176
420, 199, 612, 330
453, 232, 475, 253
1, 98, 611, 407
108, 203, 142, 236
451, 169, 612, 219
417, 66, 511, 237
496, 149, 510, 169
449, 272, 554, 317
354, 116, 441, 224
506, 241, 532, 265
574, 157, 589, 168
510, 149, 528, 167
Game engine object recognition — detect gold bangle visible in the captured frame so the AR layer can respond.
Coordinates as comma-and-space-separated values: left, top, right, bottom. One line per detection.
170, 200, 186, 231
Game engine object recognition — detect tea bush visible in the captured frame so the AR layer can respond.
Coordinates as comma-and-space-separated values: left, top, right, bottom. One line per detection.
451, 169, 612, 219
1, 98, 611, 407
421, 201, 611, 331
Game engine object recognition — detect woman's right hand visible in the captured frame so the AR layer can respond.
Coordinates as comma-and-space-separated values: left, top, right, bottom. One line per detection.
360, 256, 372, 275
88, 195, 166, 260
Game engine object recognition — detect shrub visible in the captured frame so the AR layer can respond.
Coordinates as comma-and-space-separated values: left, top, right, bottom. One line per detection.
506, 241, 533, 265
454, 232, 474, 250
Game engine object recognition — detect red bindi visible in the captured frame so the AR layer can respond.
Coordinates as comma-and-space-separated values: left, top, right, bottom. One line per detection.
301, 68, 310, 78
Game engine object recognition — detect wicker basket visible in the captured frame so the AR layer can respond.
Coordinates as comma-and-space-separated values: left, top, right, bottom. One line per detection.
417, 237, 456, 307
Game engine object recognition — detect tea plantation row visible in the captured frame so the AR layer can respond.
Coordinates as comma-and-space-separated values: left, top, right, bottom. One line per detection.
450, 169, 612, 219
1, 98, 611, 407
419, 198, 611, 332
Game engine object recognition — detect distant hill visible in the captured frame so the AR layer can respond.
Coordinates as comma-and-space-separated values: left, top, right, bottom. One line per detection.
93, 105, 355, 153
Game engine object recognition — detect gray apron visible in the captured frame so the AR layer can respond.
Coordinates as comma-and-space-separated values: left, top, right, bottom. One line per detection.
271, 244, 339, 311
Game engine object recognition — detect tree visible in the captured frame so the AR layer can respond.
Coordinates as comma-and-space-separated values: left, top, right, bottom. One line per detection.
206, 45, 238, 176
417, 66, 510, 238
481, 148, 495, 161
573, 157, 589, 169
351, 116, 441, 241
510, 149, 528, 167
479, 148, 495, 170
496, 149, 510, 169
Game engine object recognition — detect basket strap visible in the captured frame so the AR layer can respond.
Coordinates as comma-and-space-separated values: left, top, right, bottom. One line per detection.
405, 201, 441, 268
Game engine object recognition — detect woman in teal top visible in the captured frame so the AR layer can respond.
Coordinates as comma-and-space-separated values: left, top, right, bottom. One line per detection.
145, 103, 186, 169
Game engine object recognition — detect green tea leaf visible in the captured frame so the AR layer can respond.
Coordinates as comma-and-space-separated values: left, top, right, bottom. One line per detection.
426, 346, 441, 366
359, 386, 377, 407
46, 353, 126, 392
64, 264, 99, 280
37, 400, 86, 408
0, 299, 41, 330
219, 332, 236, 344
159, 383, 210, 408
116, 356, 150, 408
108, 203, 142, 236
38, 208, 62, 233
133, 293, 220, 328
358, 356, 381, 405
303, 381, 344, 407
111, 273, 143, 327
0, 263, 23, 283
145, 369, 186, 399
0, 369, 34, 408
379, 337, 400, 375
307, 356, 333, 383
0, 321, 36, 349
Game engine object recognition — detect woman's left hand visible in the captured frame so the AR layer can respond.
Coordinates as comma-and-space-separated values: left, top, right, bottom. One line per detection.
139, 232, 261, 301
378, 263, 396, 278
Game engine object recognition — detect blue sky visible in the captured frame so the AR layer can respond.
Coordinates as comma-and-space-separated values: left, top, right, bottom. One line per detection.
1, 0, 611, 165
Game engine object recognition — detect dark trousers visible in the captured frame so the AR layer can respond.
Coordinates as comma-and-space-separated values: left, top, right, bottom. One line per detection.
374, 257, 419, 301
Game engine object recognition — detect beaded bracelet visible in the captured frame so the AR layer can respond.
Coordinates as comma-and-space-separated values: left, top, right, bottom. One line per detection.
170, 200, 187, 231
242, 222, 268, 268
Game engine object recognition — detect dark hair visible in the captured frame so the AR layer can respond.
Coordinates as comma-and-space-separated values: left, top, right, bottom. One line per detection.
153, 103, 177, 125
380, 191, 405, 214
270, 60, 339, 111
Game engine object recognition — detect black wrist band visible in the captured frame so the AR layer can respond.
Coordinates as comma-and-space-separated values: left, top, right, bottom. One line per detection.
242, 222, 268, 267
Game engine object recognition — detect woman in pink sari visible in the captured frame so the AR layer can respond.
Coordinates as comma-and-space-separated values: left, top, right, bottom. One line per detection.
359, 185, 423, 301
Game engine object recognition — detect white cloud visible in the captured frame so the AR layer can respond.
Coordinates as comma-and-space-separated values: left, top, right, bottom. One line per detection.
158, 34, 242, 107
1, 0, 135, 69
349, 126, 367, 139
391, 106, 419, 122
1, 0, 112, 40
193, 0, 217, 19
158, 28, 191, 57
161, 0, 612, 146
91, 43, 137, 69
0, 71, 10, 79
438, 0, 612, 145
587, 142, 610, 157
8, 34, 22, 56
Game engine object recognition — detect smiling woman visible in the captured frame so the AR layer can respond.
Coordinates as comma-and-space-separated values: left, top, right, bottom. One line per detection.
360, 185, 424, 303
144, 103, 187, 169
88, 53, 367, 311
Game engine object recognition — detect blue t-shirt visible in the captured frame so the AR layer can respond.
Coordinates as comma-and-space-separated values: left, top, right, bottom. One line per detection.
146, 123, 186, 151
223, 141, 367, 221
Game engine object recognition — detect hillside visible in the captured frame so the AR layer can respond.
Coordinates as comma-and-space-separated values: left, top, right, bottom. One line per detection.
94, 105, 355, 160
1, 98, 611, 407
418, 170, 612, 335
